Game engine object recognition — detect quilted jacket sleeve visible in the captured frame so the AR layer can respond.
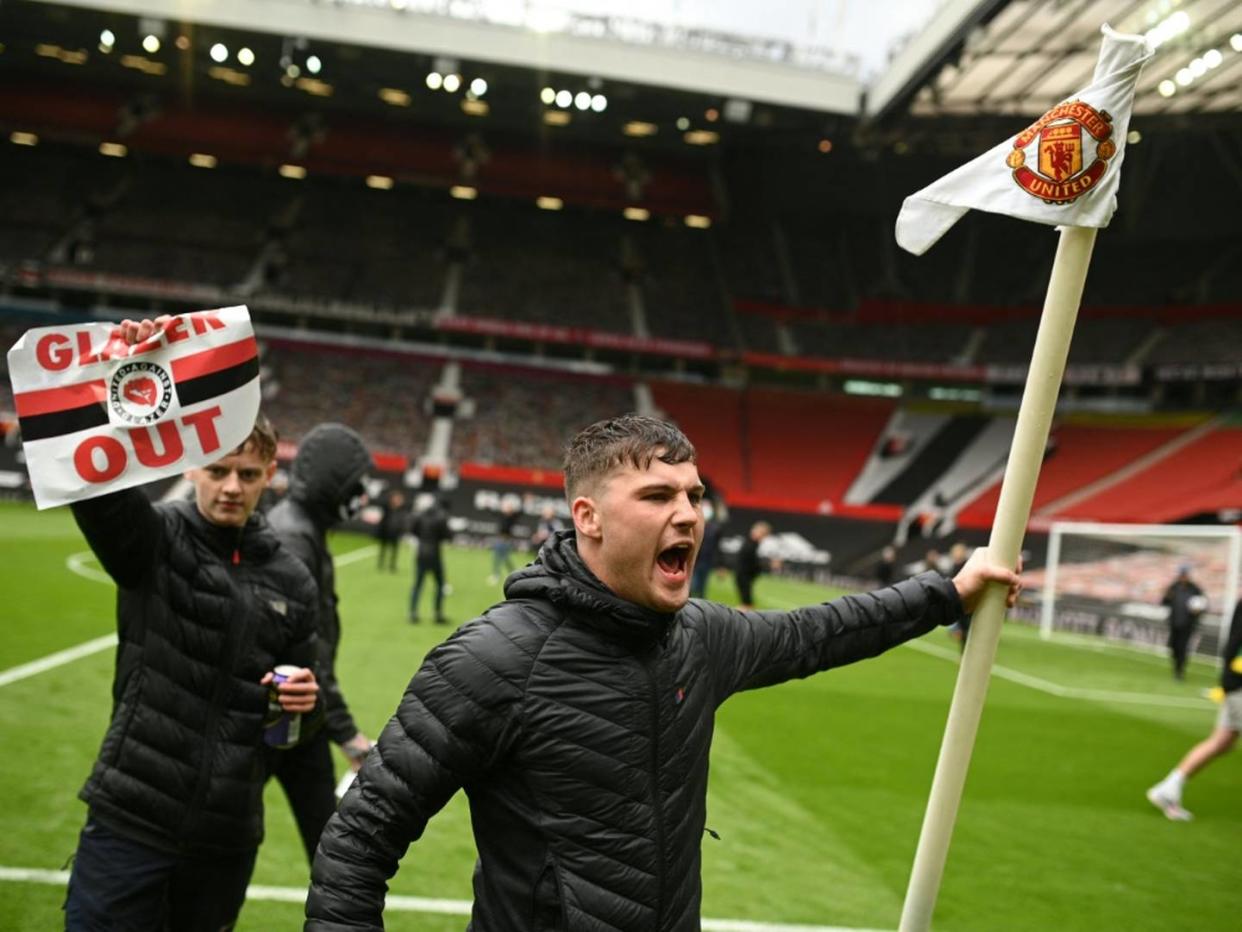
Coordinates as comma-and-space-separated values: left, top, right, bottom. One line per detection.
305, 615, 529, 930
699, 571, 963, 704
70, 489, 162, 590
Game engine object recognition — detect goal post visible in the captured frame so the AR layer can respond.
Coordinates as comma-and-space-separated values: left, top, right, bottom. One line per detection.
1038, 521, 1241, 658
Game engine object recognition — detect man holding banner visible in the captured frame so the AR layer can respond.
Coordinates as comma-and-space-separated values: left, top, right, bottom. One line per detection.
7, 313, 324, 930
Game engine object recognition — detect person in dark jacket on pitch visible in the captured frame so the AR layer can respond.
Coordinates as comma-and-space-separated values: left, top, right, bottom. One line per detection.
375, 488, 406, 572
409, 495, 452, 624
63, 320, 321, 932
266, 423, 375, 863
1161, 564, 1206, 681
305, 415, 1021, 932
734, 519, 776, 609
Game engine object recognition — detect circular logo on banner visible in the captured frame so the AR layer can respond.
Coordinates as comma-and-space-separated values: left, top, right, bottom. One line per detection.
109, 360, 174, 426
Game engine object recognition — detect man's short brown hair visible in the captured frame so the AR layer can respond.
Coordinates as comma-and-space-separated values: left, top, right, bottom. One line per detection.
235, 412, 278, 462
563, 414, 696, 501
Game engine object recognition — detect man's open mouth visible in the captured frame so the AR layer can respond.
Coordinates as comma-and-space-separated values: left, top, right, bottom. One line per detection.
657, 543, 693, 579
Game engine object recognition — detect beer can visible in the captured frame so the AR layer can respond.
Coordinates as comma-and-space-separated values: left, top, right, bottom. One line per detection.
263, 664, 303, 748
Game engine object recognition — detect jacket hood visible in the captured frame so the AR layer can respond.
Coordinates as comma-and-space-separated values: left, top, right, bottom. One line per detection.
289, 423, 371, 526
504, 530, 674, 643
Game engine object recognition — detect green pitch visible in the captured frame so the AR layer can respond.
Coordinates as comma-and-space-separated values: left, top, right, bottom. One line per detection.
0, 500, 1237, 930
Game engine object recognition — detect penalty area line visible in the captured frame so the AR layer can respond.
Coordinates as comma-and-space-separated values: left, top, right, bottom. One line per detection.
0, 866, 891, 931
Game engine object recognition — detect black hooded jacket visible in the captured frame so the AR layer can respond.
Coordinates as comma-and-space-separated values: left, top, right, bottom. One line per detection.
267, 423, 372, 744
306, 531, 963, 930
70, 489, 318, 854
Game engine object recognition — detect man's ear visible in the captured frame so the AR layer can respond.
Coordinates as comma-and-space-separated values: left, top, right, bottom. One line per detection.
571, 495, 602, 541
263, 460, 278, 487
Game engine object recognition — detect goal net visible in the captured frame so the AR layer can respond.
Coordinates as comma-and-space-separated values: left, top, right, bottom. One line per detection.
1030, 522, 1241, 660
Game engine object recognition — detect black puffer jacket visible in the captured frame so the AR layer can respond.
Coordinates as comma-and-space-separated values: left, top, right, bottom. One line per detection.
306, 531, 963, 930
71, 489, 318, 854
267, 423, 372, 744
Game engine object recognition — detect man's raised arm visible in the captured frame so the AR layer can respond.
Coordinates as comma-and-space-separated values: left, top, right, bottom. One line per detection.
700, 548, 1021, 702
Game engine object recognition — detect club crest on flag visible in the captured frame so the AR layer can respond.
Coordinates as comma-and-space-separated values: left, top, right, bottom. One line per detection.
108, 360, 177, 427
1005, 100, 1117, 204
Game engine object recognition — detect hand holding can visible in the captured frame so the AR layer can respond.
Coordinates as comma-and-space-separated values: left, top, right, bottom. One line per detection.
261, 665, 317, 748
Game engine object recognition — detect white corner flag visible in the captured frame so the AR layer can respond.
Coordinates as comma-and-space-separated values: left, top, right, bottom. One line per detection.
896, 24, 1152, 256
896, 25, 1152, 932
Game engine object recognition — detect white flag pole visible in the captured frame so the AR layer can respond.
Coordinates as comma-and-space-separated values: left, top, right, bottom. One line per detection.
898, 224, 1097, 932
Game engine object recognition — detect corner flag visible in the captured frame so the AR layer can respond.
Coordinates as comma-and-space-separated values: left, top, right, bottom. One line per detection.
896, 25, 1152, 932
896, 25, 1152, 256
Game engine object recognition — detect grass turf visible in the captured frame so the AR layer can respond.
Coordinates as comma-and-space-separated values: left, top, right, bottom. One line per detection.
0, 499, 1237, 930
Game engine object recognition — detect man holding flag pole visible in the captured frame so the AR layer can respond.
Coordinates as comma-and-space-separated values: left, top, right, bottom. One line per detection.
894, 25, 1153, 932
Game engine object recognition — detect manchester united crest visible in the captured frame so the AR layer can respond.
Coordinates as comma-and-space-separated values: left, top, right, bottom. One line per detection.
1006, 100, 1117, 204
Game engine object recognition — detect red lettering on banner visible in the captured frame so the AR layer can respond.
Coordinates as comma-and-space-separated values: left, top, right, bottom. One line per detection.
76, 332, 100, 366
35, 333, 73, 371
190, 311, 226, 335
181, 406, 224, 455
130, 422, 184, 467
74, 436, 127, 483
164, 316, 190, 343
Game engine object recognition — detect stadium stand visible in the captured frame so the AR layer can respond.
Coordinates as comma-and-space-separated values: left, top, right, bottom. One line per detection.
630, 221, 735, 345
451, 365, 636, 470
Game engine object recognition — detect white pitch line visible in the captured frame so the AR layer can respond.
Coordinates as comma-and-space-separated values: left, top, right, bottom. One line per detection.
0, 867, 889, 932
0, 544, 381, 691
0, 634, 117, 689
902, 638, 1214, 710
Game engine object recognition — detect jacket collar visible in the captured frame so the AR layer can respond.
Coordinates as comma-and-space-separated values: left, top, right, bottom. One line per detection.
504, 530, 674, 645
173, 499, 279, 564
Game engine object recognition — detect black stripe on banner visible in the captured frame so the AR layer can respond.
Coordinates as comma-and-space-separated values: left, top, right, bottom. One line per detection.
176, 356, 259, 407
18, 403, 108, 442
17, 356, 259, 443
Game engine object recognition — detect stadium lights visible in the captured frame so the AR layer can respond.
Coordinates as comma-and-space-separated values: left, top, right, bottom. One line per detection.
1188, 57, 1206, 78
461, 99, 489, 117
426, 71, 443, 90
143, 35, 161, 54
540, 87, 556, 105
543, 111, 570, 126
175, 35, 190, 51
1158, 79, 1176, 97
704, 107, 719, 122
379, 87, 411, 106
296, 77, 333, 97
10, 131, 38, 146
367, 175, 395, 190
1232, 34, 1242, 53
623, 207, 650, 222
279, 164, 307, 179
1127, 130, 1142, 145
623, 121, 657, 137
100, 29, 115, 48
121, 54, 165, 75
1145, 10, 1189, 50
684, 215, 711, 229
590, 94, 607, 112
1203, 48, 1222, 68
536, 196, 563, 211
574, 91, 591, 111
208, 65, 250, 86
99, 142, 128, 158
818, 138, 833, 153
450, 185, 478, 200
189, 153, 218, 169
37, 44, 88, 65
929, 386, 980, 402
470, 77, 488, 96
555, 89, 572, 108
210, 43, 227, 63
1175, 67, 1192, 86
684, 130, 719, 146
443, 73, 461, 92
676, 117, 689, 130
306, 55, 322, 75
237, 47, 255, 67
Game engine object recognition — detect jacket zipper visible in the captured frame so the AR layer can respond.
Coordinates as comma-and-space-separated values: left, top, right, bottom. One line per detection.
179, 530, 247, 840
644, 652, 665, 930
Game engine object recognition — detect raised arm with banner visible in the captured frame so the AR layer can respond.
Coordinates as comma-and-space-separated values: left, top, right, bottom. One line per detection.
6, 306, 261, 509
894, 25, 1152, 932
